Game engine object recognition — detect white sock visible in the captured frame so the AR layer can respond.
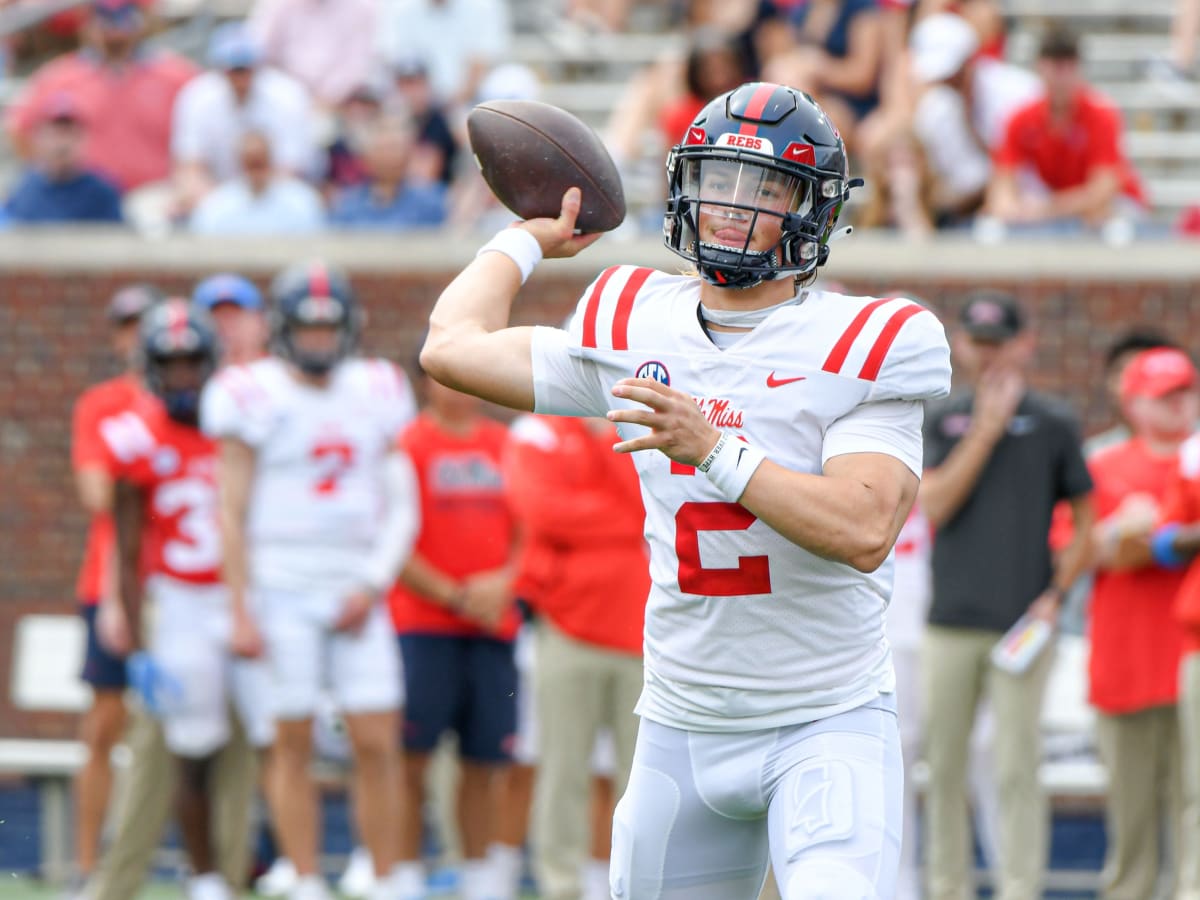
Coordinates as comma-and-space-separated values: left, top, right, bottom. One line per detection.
486, 842, 522, 899
388, 862, 425, 899
460, 858, 494, 900
583, 858, 611, 900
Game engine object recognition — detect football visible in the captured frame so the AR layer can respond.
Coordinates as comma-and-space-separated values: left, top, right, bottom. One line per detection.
467, 99, 627, 233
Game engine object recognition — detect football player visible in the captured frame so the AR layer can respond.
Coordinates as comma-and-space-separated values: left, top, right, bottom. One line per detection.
109, 299, 273, 900
201, 262, 419, 900
421, 82, 952, 898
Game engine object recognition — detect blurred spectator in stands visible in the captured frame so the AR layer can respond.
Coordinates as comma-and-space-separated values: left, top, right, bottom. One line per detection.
323, 82, 385, 198
329, 114, 446, 230
192, 273, 269, 367
377, 0, 511, 110
5, 0, 197, 192
1087, 328, 1179, 454
391, 56, 458, 186
606, 29, 749, 176
984, 28, 1147, 239
389, 374, 519, 900
900, 12, 1039, 234
247, 0, 379, 109
189, 130, 324, 234
5, 92, 122, 224
760, 0, 885, 150
1147, 0, 1200, 97
171, 21, 316, 221
504, 414, 647, 900
67, 284, 156, 899
1086, 348, 1196, 900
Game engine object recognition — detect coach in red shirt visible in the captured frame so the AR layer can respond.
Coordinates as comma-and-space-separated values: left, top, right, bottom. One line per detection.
985, 27, 1145, 231
1088, 348, 1197, 900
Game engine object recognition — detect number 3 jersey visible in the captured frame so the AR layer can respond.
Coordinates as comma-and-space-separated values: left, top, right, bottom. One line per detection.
530, 266, 952, 732
100, 400, 221, 585
200, 357, 417, 595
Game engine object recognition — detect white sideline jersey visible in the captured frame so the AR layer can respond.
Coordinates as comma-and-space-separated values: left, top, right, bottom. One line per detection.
201, 356, 416, 595
530, 266, 951, 732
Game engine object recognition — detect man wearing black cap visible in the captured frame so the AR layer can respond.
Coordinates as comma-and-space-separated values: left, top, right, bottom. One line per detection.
68, 284, 158, 893
918, 291, 1094, 900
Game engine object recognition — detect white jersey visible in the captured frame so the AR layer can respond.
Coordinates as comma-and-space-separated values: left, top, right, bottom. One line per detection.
530, 265, 951, 732
201, 356, 416, 594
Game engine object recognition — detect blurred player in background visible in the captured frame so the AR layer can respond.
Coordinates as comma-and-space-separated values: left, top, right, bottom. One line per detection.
421, 82, 952, 897
504, 413, 647, 900
202, 262, 418, 900
109, 299, 274, 900
193, 272, 270, 366
387, 371, 519, 900
68, 282, 158, 894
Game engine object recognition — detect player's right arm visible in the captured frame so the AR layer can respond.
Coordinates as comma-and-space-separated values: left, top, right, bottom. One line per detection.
216, 436, 264, 658
112, 478, 145, 651
420, 187, 600, 411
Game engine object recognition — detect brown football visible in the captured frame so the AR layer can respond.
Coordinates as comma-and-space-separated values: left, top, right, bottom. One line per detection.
467, 99, 626, 233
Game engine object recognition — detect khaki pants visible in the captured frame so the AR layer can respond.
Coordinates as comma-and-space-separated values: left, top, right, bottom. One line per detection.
921, 625, 1055, 900
1095, 706, 1180, 900
532, 620, 643, 900
92, 705, 258, 900
1179, 653, 1200, 900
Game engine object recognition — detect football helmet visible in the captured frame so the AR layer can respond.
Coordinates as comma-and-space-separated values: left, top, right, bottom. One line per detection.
270, 261, 360, 377
663, 82, 861, 289
139, 298, 219, 424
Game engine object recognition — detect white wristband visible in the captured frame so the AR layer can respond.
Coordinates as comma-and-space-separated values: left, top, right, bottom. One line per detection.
475, 228, 544, 284
701, 433, 766, 502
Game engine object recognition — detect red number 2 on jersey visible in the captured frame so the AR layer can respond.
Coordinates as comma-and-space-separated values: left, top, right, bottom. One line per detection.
311, 440, 355, 495
675, 501, 772, 596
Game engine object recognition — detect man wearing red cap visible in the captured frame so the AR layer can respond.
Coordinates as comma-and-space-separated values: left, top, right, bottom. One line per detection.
1086, 347, 1198, 900
1147, 356, 1200, 900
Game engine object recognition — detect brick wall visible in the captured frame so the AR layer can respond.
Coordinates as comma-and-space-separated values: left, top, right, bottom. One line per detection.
2, 236, 1198, 738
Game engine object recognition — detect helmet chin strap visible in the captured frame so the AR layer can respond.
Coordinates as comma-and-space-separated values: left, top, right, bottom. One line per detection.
699, 291, 807, 328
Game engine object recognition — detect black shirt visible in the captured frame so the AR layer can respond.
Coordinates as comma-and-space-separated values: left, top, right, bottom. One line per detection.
924, 389, 1092, 633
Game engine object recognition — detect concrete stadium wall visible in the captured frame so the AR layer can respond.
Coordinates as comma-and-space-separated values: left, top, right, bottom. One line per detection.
3, 231, 1200, 738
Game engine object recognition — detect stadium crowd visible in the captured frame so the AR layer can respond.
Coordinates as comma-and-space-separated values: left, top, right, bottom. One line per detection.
5, 1, 1200, 900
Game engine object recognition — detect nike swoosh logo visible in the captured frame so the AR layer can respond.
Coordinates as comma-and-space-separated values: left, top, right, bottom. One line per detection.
766, 372, 807, 388
737, 447, 748, 467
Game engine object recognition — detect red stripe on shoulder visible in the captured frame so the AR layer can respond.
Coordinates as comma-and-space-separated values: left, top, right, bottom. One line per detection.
581, 266, 621, 349
821, 298, 894, 375
611, 267, 654, 351
857, 304, 927, 382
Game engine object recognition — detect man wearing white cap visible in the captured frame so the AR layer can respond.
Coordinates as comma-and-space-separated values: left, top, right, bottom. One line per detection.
909, 13, 1040, 224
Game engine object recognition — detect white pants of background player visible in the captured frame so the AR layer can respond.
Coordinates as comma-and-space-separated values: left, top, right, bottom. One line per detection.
254, 587, 403, 718
149, 576, 274, 756
610, 695, 902, 900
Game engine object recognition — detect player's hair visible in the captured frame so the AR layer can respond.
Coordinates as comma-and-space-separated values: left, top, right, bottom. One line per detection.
1038, 27, 1080, 61
1104, 328, 1179, 372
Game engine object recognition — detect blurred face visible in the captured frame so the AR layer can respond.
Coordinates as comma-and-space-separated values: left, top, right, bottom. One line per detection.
1037, 56, 1083, 106
111, 318, 141, 365
424, 375, 481, 420
33, 119, 84, 177
695, 47, 744, 99
159, 353, 208, 394
1105, 349, 1141, 410
90, 8, 145, 58
209, 303, 265, 362
394, 74, 432, 113
1127, 387, 1200, 441
364, 124, 415, 183
238, 133, 273, 188
224, 66, 255, 100
690, 159, 808, 254
952, 332, 1032, 382
289, 322, 340, 359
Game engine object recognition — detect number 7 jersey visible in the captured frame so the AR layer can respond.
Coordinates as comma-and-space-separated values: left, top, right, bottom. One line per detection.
530, 266, 952, 732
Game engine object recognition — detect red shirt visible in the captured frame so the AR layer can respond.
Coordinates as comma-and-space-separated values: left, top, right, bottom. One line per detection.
7, 50, 198, 190
1161, 436, 1200, 653
505, 416, 648, 655
1087, 438, 1188, 713
994, 87, 1146, 206
103, 401, 221, 585
71, 374, 147, 603
388, 414, 518, 640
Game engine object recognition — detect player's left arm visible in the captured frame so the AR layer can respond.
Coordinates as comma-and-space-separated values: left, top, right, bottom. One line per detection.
112, 478, 145, 651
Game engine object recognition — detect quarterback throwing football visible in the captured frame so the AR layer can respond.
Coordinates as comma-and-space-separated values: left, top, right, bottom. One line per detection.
422, 83, 952, 899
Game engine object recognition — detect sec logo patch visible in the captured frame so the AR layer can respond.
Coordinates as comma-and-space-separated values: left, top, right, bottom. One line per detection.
635, 360, 670, 385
